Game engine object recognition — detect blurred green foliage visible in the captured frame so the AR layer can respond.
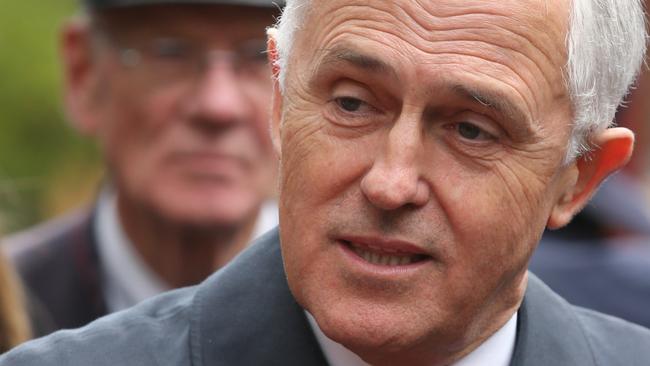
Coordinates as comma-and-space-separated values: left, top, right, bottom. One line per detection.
0, 1, 102, 234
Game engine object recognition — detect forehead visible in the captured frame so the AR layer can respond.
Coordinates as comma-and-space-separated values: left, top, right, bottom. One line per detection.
93, 4, 276, 41
291, 0, 571, 125
300, 0, 568, 47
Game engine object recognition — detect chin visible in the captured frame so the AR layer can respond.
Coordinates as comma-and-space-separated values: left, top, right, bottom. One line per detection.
329, 314, 412, 347
307, 295, 426, 354
153, 191, 260, 228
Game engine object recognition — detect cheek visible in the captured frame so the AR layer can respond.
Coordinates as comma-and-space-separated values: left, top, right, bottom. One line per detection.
436, 158, 554, 263
118, 85, 185, 143
140, 87, 186, 129
97, 86, 181, 183
280, 123, 376, 214
279, 114, 375, 278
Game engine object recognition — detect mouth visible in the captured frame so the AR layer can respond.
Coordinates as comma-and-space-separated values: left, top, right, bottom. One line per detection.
340, 239, 431, 267
171, 151, 249, 175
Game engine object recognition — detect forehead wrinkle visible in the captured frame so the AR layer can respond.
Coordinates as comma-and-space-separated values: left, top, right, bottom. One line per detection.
305, 3, 400, 42
414, 34, 560, 107
407, 0, 567, 27
392, 11, 565, 97
454, 25, 562, 85
293, 3, 392, 69
312, 1, 567, 100
383, 0, 567, 83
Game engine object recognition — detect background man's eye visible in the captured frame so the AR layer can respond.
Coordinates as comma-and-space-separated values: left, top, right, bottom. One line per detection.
151, 39, 190, 59
457, 122, 482, 140
336, 97, 363, 112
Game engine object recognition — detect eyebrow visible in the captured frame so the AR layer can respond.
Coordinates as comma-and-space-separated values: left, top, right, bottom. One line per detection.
449, 84, 537, 138
313, 45, 398, 79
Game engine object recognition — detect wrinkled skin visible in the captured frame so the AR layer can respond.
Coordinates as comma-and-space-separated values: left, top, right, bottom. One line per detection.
269, 0, 625, 365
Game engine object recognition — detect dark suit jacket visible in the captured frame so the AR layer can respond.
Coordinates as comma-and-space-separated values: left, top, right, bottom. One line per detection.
530, 236, 650, 328
2, 210, 107, 337
2, 228, 650, 365
531, 173, 650, 328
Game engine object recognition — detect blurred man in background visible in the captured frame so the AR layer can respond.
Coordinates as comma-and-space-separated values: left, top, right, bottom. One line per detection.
3, 0, 281, 336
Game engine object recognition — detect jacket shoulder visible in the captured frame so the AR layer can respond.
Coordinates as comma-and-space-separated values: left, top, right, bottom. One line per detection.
2, 209, 92, 271
1, 209, 105, 334
574, 306, 650, 365
0, 286, 197, 366
515, 274, 650, 366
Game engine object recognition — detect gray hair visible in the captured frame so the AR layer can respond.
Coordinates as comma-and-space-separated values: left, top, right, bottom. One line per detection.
566, 0, 646, 159
269, 0, 310, 89
273, 0, 647, 161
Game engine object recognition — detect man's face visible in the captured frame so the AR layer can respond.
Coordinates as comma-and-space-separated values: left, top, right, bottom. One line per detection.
73, 5, 277, 226
276, 0, 575, 364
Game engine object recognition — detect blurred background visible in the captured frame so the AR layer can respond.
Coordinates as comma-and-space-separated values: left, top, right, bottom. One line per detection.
0, 1, 102, 234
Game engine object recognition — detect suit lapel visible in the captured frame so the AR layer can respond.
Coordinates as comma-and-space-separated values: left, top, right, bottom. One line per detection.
190, 228, 328, 366
510, 273, 595, 366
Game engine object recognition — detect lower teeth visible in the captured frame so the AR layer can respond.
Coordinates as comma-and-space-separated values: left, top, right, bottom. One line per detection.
353, 247, 419, 266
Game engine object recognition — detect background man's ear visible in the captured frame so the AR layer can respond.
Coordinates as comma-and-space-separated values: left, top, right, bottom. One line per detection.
266, 28, 283, 157
60, 20, 101, 136
547, 127, 635, 229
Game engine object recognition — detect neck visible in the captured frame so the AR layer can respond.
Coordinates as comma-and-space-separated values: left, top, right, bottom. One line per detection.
116, 194, 258, 288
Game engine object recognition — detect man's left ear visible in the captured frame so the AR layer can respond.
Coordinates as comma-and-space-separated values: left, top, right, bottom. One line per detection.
547, 127, 634, 229
266, 28, 283, 158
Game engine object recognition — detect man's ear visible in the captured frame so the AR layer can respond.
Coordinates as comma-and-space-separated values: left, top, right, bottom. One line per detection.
60, 19, 102, 136
266, 28, 283, 158
547, 127, 634, 229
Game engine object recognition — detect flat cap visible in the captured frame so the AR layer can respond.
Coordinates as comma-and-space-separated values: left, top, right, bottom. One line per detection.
85, 0, 282, 9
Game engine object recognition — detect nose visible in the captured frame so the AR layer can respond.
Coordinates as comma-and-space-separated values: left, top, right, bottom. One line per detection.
186, 60, 250, 126
360, 120, 430, 210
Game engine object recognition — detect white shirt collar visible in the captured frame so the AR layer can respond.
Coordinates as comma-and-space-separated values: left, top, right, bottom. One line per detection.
251, 200, 280, 240
307, 311, 517, 366
95, 189, 170, 313
95, 189, 279, 313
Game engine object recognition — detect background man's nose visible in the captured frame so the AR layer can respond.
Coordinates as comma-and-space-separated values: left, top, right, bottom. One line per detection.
187, 63, 250, 125
360, 123, 430, 210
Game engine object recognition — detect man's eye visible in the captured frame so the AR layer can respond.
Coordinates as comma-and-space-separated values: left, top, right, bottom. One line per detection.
336, 97, 364, 112
456, 122, 494, 141
150, 39, 191, 60
458, 122, 480, 139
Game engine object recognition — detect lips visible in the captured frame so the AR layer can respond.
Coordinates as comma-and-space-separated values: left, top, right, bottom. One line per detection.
169, 150, 251, 177
340, 237, 431, 267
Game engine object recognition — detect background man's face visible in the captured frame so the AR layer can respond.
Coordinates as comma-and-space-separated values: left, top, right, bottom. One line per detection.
78, 5, 277, 226
276, 0, 576, 363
